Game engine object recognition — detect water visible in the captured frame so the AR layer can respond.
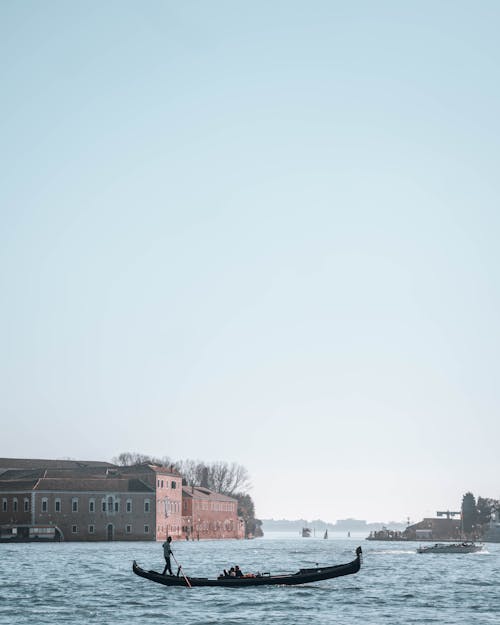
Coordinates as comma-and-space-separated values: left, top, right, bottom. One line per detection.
1, 534, 499, 624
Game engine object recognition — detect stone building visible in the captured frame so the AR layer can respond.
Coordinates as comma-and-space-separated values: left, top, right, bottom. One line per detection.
117, 463, 183, 541
0, 465, 156, 541
181, 486, 244, 540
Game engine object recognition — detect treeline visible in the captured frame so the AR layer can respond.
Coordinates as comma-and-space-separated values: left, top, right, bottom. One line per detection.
112, 452, 263, 538
461, 492, 499, 534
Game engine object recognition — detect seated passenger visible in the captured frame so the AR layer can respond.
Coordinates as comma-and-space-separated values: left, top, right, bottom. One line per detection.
234, 565, 243, 578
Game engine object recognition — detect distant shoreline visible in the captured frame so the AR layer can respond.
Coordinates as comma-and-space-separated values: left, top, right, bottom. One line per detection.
261, 519, 407, 532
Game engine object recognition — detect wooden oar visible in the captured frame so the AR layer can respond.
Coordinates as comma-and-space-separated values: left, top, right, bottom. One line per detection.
171, 552, 192, 588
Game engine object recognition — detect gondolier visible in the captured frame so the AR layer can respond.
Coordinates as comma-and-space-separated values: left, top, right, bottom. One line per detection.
162, 536, 173, 575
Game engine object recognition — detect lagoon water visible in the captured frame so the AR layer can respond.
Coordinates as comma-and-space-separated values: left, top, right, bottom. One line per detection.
1, 532, 499, 624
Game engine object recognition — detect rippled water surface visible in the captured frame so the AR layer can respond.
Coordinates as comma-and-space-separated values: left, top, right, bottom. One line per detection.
1, 534, 499, 624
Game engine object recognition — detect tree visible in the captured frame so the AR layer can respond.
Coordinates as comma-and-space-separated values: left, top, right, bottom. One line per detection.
476, 497, 499, 527
461, 492, 477, 534
235, 493, 263, 538
112, 452, 174, 467
175, 460, 251, 496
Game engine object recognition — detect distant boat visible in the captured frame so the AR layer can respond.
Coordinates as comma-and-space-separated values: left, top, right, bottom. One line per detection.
324, 530, 328, 539
417, 542, 483, 554
302, 527, 311, 538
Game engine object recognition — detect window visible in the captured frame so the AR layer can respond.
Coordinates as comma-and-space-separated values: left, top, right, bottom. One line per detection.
107, 496, 113, 513
72, 498, 78, 513
24, 498, 29, 512
13, 498, 18, 512
171, 481, 176, 489
126, 499, 132, 513
126, 525, 132, 534
55, 499, 61, 513
41, 498, 48, 513
89, 499, 95, 513
89, 525, 95, 534
144, 499, 150, 513
161, 480, 164, 488
144, 525, 150, 534
2, 499, 7, 512
72, 525, 78, 534
114, 501, 119, 512
102, 500, 106, 512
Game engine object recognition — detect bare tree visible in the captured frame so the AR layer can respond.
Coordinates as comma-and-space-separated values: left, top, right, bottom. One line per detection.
112, 454, 250, 495
112, 452, 174, 467
177, 459, 251, 495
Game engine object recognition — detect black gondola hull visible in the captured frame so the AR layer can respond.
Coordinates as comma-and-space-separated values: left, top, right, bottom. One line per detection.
132, 547, 362, 588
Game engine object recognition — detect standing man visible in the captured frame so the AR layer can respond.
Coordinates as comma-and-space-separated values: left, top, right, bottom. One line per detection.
162, 536, 173, 575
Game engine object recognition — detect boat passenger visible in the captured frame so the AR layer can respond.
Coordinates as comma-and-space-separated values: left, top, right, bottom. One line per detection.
235, 565, 243, 578
228, 567, 236, 576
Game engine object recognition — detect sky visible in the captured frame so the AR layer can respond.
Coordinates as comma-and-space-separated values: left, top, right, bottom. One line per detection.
1, 0, 500, 524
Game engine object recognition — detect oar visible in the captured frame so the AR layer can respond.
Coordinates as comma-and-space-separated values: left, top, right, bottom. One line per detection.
171, 552, 192, 588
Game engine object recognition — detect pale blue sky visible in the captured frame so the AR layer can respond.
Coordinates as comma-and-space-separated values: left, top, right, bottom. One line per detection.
1, 1, 499, 523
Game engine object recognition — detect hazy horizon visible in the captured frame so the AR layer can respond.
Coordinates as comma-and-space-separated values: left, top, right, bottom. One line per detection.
2, 1, 500, 525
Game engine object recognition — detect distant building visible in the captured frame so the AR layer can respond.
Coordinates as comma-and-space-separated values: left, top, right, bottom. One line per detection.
403, 517, 461, 541
182, 486, 244, 540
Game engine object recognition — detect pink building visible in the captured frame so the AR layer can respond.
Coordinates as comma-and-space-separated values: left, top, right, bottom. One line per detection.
119, 464, 183, 541
182, 486, 245, 540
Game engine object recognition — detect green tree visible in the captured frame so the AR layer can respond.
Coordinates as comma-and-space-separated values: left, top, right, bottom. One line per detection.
476, 497, 499, 527
235, 493, 263, 538
461, 492, 477, 534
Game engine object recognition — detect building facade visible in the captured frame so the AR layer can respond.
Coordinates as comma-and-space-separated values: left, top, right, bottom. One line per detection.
403, 517, 462, 541
118, 464, 183, 541
182, 486, 244, 540
0, 473, 156, 541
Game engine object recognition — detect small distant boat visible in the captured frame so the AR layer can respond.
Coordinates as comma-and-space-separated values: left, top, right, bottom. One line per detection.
132, 547, 363, 588
302, 527, 311, 537
417, 542, 483, 554
324, 530, 328, 539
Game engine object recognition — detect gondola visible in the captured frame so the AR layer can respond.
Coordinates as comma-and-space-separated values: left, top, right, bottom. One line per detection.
132, 546, 362, 588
